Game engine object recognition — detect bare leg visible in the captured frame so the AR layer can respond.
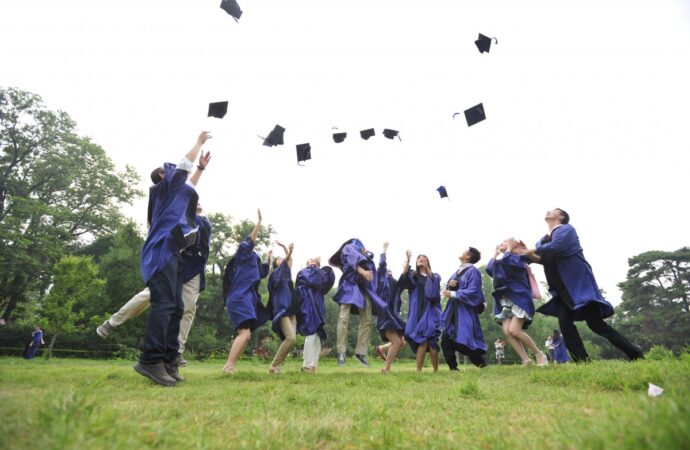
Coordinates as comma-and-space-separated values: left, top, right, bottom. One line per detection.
503, 319, 530, 363
509, 318, 547, 365
430, 348, 439, 372
416, 342, 428, 373
224, 328, 251, 373
382, 331, 402, 373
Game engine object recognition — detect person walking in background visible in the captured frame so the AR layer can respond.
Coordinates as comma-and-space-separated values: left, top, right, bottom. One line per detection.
494, 338, 505, 365
525, 208, 643, 362
97, 204, 212, 369
487, 238, 548, 366
552, 329, 570, 363
23, 325, 44, 359
329, 239, 405, 372
222, 209, 271, 374
296, 257, 336, 373
399, 251, 443, 373
441, 247, 488, 369
267, 241, 297, 374
545, 335, 555, 362
134, 131, 211, 386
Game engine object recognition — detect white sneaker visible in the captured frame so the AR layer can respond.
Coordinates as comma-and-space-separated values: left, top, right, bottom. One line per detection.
96, 320, 114, 339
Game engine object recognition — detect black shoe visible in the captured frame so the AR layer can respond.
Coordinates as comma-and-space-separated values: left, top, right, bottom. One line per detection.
134, 362, 177, 387
174, 353, 188, 368
354, 354, 369, 367
165, 363, 185, 382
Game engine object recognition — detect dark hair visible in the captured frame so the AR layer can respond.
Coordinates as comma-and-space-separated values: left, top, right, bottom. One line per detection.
415, 254, 432, 274
150, 167, 164, 184
553, 329, 562, 339
556, 208, 570, 224
468, 247, 481, 264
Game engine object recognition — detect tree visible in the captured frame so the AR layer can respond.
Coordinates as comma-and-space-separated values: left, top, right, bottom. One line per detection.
617, 247, 690, 353
42, 256, 105, 358
0, 87, 141, 321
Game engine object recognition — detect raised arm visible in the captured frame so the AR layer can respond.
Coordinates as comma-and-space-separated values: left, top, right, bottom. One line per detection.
184, 131, 212, 165
276, 241, 294, 269
250, 209, 262, 243
188, 150, 211, 186
402, 250, 412, 275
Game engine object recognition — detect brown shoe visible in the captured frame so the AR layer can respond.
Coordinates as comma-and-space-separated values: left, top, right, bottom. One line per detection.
134, 362, 177, 387
165, 363, 185, 382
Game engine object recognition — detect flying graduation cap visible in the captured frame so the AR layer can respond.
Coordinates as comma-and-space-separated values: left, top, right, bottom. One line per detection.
454, 103, 486, 127
360, 128, 375, 140
475, 33, 498, 53
261, 125, 285, 147
296, 143, 311, 166
207, 101, 228, 119
382, 129, 401, 141
437, 185, 449, 200
333, 132, 347, 143
220, 0, 242, 21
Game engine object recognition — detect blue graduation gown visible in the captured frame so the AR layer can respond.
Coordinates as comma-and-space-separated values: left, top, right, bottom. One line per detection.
141, 162, 199, 284
223, 236, 270, 331
553, 336, 570, 362
486, 253, 536, 327
332, 242, 405, 336
296, 266, 336, 342
535, 224, 614, 319
267, 261, 298, 340
23, 330, 43, 359
376, 254, 404, 318
400, 271, 443, 352
441, 266, 487, 352
181, 215, 212, 291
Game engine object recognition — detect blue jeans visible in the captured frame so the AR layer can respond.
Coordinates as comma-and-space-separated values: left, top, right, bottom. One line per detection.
140, 254, 184, 365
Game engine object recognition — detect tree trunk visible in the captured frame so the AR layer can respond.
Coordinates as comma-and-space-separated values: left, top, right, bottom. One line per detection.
47, 332, 59, 359
1, 273, 26, 322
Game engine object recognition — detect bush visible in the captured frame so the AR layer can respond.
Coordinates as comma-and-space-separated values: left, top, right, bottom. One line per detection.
112, 344, 140, 361
646, 345, 676, 360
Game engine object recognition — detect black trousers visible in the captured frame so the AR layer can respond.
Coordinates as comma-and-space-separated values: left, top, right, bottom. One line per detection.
441, 336, 487, 369
140, 254, 184, 365
554, 298, 642, 362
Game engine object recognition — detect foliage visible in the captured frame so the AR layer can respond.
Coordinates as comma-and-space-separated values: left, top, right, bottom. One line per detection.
0, 87, 141, 322
42, 256, 105, 358
645, 345, 676, 361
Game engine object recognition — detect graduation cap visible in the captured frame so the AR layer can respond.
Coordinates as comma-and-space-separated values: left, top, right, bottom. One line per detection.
475, 33, 498, 53
436, 185, 449, 199
296, 143, 311, 165
220, 0, 242, 21
463, 103, 486, 127
360, 128, 375, 140
261, 125, 285, 147
333, 132, 347, 143
382, 129, 401, 141
207, 101, 228, 119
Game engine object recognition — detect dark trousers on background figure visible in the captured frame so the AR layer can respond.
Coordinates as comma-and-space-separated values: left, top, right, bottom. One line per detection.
441, 337, 487, 369
140, 254, 184, 365
554, 297, 642, 362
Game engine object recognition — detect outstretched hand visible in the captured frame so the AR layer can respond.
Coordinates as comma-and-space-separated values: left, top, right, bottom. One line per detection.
257, 209, 262, 223
197, 131, 212, 145
198, 151, 212, 169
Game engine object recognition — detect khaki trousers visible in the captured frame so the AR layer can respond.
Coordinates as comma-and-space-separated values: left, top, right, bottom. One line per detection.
271, 315, 297, 367
107, 274, 201, 353
336, 296, 372, 356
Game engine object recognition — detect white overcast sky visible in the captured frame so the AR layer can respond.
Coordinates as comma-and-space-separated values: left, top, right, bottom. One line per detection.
3, 0, 690, 304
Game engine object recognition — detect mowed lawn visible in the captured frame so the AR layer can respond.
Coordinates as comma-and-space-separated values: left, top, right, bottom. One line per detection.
1, 355, 689, 450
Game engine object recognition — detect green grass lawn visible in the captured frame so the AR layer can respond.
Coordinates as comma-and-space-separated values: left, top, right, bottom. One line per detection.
1, 355, 689, 449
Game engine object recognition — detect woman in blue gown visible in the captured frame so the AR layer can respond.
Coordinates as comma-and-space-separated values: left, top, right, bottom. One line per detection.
296, 257, 335, 373
222, 209, 270, 374
267, 241, 297, 374
552, 329, 570, 363
486, 238, 548, 366
23, 325, 44, 359
375, 242, 407, 361
399, 251, 443, 373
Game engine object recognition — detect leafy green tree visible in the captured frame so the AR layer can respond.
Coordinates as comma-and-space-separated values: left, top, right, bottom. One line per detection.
0, 87, 141, 322
617, 247, 690, 353
42, 256, 105, 358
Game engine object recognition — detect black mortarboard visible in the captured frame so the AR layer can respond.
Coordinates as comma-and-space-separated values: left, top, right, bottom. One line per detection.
261, 125, 285, 147
296, 143, 311, 165
464, 103, 486, 127
437, 185, 449, 199
382, 129, 400, 140
360, 128, 375, 140
475, 33, 497, 53
220, 0, 242, 21
333, 132, 347, 143
207, 101, 228, 119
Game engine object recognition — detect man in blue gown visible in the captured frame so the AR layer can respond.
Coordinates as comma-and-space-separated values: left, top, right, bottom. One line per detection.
134, 131, 211, 386
526, 208, 643, 362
